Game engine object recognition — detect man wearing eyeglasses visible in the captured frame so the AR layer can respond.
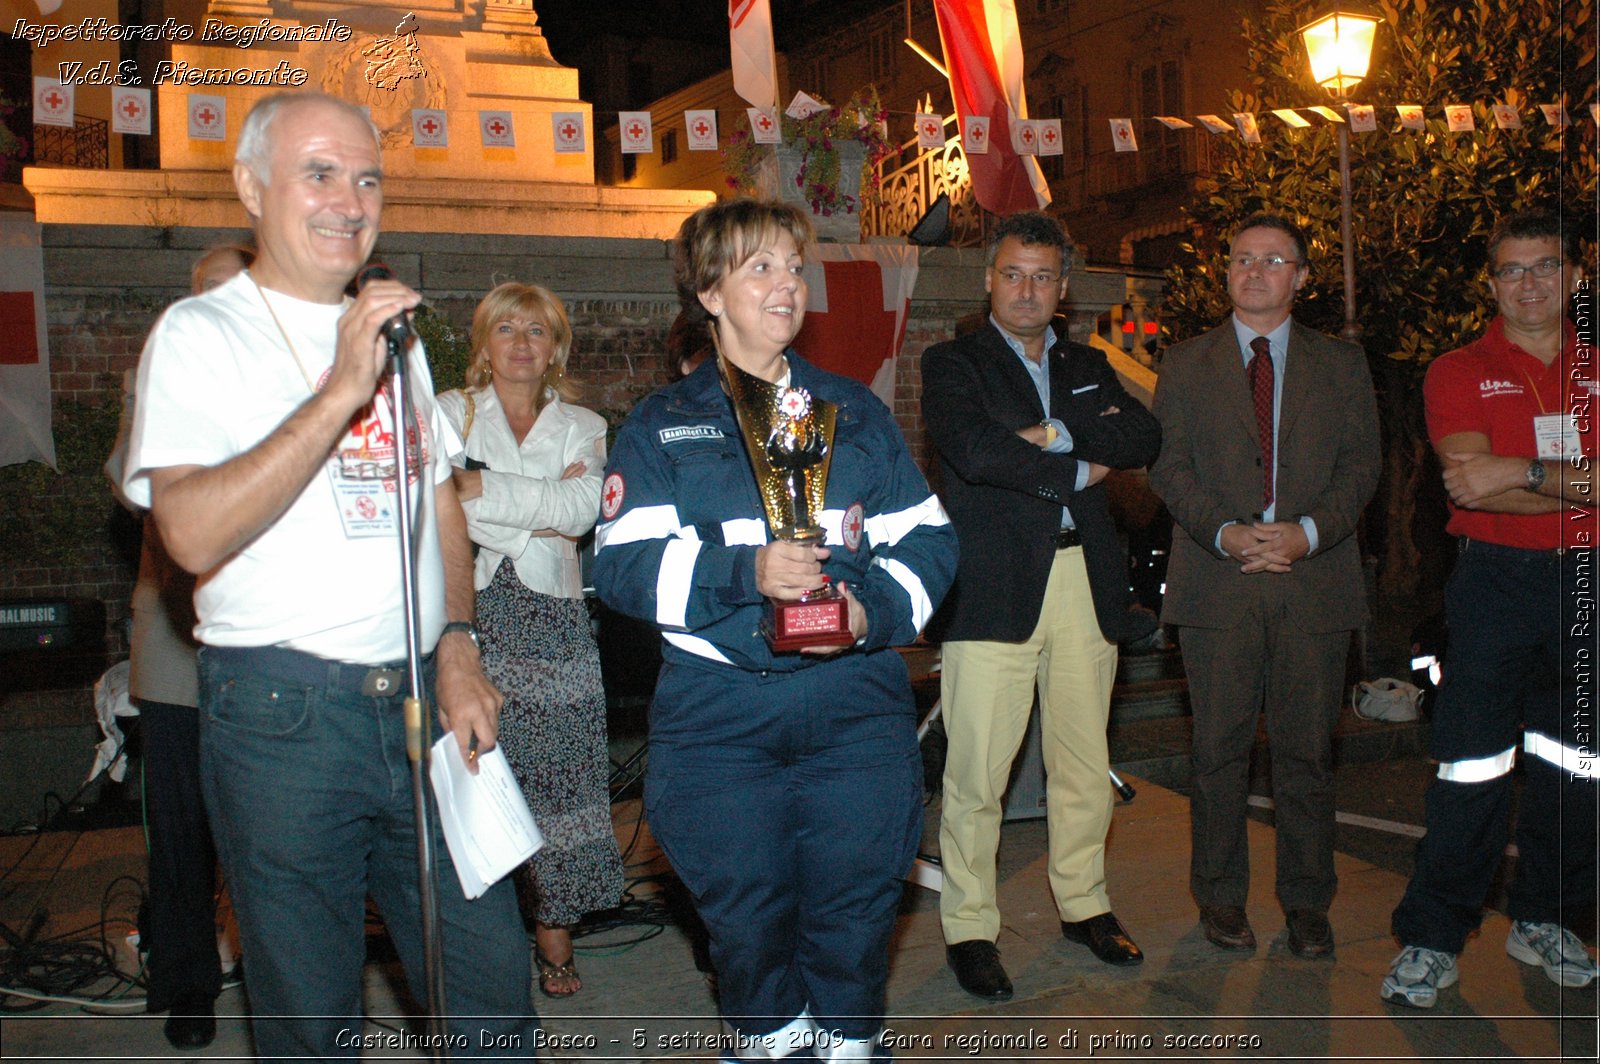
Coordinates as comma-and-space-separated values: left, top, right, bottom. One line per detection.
1150, 213, 1379, 961
1382, 209, 1597, 1008
923, 211, 1161, 1000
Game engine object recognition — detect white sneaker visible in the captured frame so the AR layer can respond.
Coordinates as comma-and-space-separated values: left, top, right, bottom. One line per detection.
1381, 945, 1459, 1008
1506, 921, 1600, 988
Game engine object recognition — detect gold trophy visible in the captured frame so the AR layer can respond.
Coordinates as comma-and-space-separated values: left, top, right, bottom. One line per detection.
720, 356, 855, 650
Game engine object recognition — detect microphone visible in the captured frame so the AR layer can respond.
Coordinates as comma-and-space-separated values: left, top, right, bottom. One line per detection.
355, 263, 414, 344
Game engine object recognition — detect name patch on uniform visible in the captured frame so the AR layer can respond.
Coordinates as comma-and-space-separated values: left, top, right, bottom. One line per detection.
658, 425, 726, 444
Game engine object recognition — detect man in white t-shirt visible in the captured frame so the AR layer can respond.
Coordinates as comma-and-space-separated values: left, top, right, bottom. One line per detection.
121, 92, 534, 1059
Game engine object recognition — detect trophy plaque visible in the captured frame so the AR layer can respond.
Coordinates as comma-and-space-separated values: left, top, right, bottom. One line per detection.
720, 356, 856, 651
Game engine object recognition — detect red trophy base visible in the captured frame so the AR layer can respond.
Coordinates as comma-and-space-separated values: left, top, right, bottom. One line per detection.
764, 583, 855, 651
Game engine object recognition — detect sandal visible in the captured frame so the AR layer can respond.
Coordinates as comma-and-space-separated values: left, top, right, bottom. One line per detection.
534, 944, 582, 998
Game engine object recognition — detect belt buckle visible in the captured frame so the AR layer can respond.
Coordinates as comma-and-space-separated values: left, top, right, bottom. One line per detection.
361, 667, 404, 697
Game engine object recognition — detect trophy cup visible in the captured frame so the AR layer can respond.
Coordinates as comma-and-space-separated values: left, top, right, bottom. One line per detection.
720, 356, 856, 650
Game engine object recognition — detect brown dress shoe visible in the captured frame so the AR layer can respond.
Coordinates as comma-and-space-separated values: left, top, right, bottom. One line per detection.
1286, 909, 1334, 958
1061, 912, 1144, 966
1199, 905, 1257, 951
946, 939, 1014, 1000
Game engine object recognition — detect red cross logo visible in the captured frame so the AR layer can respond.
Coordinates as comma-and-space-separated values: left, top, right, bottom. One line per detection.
120, 98, 143, 120
1020, 125, 1035, 145
779, 389, 809, 418
971, 125, 986, 143
420, 117, 439, 135
43, 90, 64, 110
627, 121, 645, 140
1116, 126, 1129, 142
488, 119, 506, 137
842, 501, 864, 553
601, 473, 625, 520
922, 118, 938, 137
694, 119, 711, 137
197, 107, 217, 127
560, 121, 578, 140
756, 113, 773, 133
1044, 126, 1059, 144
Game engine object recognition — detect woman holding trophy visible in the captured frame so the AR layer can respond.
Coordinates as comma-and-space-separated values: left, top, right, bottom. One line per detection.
593, 199, 957, 1060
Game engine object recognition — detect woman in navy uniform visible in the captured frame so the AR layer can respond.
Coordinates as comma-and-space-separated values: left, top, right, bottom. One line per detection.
593, 199, 956, 1061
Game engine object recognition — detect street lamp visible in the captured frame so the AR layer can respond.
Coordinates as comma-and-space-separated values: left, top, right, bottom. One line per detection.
1299, 5, 1382, 343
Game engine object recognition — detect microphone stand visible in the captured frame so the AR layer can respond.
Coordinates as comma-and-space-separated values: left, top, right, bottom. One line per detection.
387, 328, 450, 1057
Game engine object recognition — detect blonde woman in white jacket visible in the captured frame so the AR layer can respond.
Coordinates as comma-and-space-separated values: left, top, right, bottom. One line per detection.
437, 283, 622, 998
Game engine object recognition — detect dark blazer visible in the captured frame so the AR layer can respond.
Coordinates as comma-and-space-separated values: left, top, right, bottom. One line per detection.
1149, 320, 1380, 632
923, 322, 1161, 643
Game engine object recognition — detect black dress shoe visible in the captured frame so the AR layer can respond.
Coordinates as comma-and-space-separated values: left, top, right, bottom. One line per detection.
1199, 905, 1257, 951
1061, 912, 1144, 966
1285, 908, 1334, 958
163, 993, 216, 1050
946, 939, 1014, 1001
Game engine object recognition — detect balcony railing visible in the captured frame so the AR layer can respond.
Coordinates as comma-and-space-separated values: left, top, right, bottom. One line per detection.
865, 114, 985, 247
32, 116, 109, 170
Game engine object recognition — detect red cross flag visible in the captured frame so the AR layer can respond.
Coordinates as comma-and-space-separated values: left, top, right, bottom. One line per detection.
747, 107, 781, 145
785, 91, 828, 120
916, 112, 947, 150
791, 245, 919, 408
0, 214, 54, 468
552, 112, 586, 153
1194, 114, 1232, 134
1346, 104, 1378, 132
480, 110, 516, 148
1538, 104, 1571, 128
685, 109, 718, 151
188, 94, 226, 141
33, 77, 74, 129
1013, 119, 1038, 155
1492, 103, 1522, 130
1270, 109, 1310, 128
1396, 105, 1426, 131
730, 0, 778, 109
1038, 118, 1062, 156
619, 111, 653, 155
962, 115, 991, 154
1444, 104, 1475, 132
1154, 115, 1194, 130
412, 108, 448, 148
1108, 118, 1137, 153
1232, 113, 1260, 144
111, 87, 151, 136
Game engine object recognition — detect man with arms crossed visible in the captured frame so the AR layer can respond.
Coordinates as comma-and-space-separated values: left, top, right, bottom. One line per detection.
924, 211, 1161, 999
1383, 209, 1597, 1007
1150, 213, 1379, 960
121, 92, 534, 1058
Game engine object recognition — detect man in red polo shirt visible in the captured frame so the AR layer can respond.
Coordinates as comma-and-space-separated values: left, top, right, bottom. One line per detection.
1383, 210, 1598, 1008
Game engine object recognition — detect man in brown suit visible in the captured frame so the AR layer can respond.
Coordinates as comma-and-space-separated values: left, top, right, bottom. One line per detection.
1150, 213, 1379, 958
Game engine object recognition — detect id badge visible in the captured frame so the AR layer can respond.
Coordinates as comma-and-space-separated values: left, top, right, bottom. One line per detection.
330, 469, 398, 538
1533, 413, 1582, 460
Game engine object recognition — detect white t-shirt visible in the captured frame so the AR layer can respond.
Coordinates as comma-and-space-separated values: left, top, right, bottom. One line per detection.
122, 272, 461, 664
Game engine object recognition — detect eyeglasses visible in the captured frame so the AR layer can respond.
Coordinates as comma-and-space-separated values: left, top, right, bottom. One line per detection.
995, 270, 1062, 288
1228, 254, 1302, 272
1491, 258, 1563, 282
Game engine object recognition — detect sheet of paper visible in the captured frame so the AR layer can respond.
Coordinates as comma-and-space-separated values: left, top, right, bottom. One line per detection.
429, 734, 543, 900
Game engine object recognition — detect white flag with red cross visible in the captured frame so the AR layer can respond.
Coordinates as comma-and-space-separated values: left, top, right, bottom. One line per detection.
916, 111, 946, 149
412, 109, 448, 147
0, 213, 55, 468
1194, 114, 1232, 134
792, 245, 920, 409
480, 111, 516, 148
685, 109, 718, 150
1492, 103, 1522, 130
111, 87, 151, 136
730, 0, 778, 109
747, 107, 781, 144
785, 91, 828, 120
1233, 112, 1260, 144
962, 115, 991, 154
188, 94, 226, 141
1346, 104, 1378, 132
552, 112, 586, 153
1109, 118, 1137, 152
1013, 118, 1039, 155
33, 77, 74, 128
1539, 104, 1571, 127
1037, 118, 1062, 155
619, 111, 653, 155
1444, 105, 1474, 132
1396, 105, 1426, 131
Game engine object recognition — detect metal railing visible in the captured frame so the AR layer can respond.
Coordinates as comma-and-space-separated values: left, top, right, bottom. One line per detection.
32, 116, 109, 169
865, 114, 985, 247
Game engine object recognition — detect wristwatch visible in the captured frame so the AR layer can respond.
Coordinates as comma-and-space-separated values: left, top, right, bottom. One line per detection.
440, 620, 481, 650
1526, 459, 1547, 492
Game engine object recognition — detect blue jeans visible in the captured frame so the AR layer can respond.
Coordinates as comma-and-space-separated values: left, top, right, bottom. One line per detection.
198, 645, 536, 1061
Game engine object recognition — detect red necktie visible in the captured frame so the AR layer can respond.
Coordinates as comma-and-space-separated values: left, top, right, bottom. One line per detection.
1248, 336, 1274, 507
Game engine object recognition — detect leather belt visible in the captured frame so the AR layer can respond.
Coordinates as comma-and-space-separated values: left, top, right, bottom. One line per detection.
1051, 527, 1083, 549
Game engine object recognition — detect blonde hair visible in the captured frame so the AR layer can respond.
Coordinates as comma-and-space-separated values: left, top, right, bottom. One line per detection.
465, 283, 580, 409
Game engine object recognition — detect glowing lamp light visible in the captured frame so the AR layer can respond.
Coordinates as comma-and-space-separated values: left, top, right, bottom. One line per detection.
1299, 7, 1381, 95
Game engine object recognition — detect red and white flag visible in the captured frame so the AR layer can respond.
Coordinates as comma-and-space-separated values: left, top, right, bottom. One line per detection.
412, 108, 448, 147
1013, 119, 1038, 155
932, 0, 1048, 215
0, 213, 54, 468
111, 87, 151, 136
1539, 104, 1570, 127
188, 94, 225, 141
1492, 103, 1522, 130
480, 111, 516, 148
1270, 109, 1310, 128
1396, 105, 1426, 131
1443, 104, 1474, 132
619, 111, 653, 154
685, 109, 718, 150
552, 112, 585, 153
1154, 115, 1193, 130
33, 77, 74, 128
1038, 118, 1062, 155
916, 111, 946, 149
729, 0, 778, 109
1233, 112, 1260, 144
962, 114, 991, 153
1108, 118, 1137, 152
747, 107, 781, 144
786, 91, 828, 120
1194, 114, 1232, 134
792, 245, 920, 408
1346, 104, 1377, 132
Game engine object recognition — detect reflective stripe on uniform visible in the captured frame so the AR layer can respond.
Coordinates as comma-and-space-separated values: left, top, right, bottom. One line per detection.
1437, 743, 1518, 783
725, 1011, 817, 1060
1524, 730, 1598, 779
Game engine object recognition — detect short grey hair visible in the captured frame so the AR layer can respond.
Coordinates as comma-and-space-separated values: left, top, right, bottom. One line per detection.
234, 92, 381, 184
